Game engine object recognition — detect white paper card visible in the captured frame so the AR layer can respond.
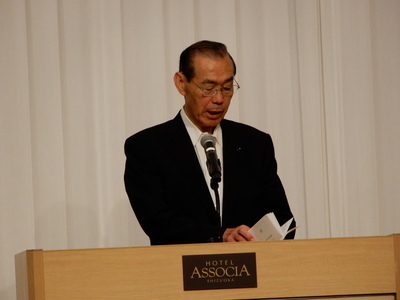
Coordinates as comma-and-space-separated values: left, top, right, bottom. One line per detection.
249, 212, 294, 241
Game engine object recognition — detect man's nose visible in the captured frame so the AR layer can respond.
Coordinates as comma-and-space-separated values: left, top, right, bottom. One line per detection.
211, 89, 224, 103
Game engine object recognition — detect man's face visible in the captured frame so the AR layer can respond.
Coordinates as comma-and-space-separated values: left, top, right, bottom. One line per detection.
176, 55, 235, 133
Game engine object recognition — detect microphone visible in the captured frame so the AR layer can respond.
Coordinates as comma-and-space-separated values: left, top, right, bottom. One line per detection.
200, 134, 221, 190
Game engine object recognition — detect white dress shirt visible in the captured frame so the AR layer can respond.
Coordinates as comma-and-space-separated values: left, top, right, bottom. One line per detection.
180, 109, 223, 216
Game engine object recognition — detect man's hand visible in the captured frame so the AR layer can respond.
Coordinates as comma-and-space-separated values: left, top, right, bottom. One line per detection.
223, 225, 255, 242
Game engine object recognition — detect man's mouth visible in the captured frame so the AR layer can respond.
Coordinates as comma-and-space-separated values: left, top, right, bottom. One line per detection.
207, 110, 223, 116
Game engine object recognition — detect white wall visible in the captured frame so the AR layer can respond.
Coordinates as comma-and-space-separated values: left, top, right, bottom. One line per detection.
1, 0, 399, 298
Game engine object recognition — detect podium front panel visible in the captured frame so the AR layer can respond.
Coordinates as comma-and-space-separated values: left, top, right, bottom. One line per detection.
15, 235, 399, 299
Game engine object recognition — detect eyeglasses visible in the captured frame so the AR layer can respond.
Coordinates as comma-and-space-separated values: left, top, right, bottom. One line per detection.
191, 78, 240, 97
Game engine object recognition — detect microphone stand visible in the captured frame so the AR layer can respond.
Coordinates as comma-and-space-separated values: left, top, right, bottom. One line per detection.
210, 175, 222, 242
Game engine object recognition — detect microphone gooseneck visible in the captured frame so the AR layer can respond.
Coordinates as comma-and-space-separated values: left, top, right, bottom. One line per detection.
201, 133, 222, 242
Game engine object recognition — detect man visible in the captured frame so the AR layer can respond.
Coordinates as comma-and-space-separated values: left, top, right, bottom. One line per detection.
124, 40, 295, 245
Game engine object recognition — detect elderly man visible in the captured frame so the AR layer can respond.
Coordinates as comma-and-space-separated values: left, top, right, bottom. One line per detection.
124, 40, 295, 245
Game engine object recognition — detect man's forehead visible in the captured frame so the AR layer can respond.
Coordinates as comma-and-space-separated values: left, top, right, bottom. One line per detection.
193, 56, 235, 82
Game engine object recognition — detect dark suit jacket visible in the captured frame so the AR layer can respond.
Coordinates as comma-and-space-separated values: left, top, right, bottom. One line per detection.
124, 112, 295, 245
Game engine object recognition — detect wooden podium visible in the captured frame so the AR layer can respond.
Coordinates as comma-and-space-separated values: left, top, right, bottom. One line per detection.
15, 235, 400, 299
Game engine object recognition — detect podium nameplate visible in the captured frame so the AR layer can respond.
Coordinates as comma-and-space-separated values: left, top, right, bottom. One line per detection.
182, 252, 257, 291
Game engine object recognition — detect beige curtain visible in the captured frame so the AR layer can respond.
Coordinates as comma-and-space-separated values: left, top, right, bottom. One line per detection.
1, 0, 399, 298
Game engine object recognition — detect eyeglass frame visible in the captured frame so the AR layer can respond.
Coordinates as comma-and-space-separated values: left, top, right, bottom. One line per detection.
190, 77, 240, 97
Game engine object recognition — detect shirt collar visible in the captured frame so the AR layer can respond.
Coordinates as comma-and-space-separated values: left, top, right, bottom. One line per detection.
180, 108, 222, 146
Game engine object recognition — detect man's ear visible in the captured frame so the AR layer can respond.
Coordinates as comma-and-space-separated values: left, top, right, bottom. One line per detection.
173, 72, 186, 96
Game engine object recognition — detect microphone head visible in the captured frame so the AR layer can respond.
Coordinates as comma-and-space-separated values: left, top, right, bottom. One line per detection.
200, 134, 216, 149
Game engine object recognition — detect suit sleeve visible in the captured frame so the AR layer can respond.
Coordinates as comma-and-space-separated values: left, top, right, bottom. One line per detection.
260, 134, 296, 239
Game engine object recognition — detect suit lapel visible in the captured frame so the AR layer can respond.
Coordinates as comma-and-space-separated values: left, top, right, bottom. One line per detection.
165, 114, 218, 218
220, 120, 244, 227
